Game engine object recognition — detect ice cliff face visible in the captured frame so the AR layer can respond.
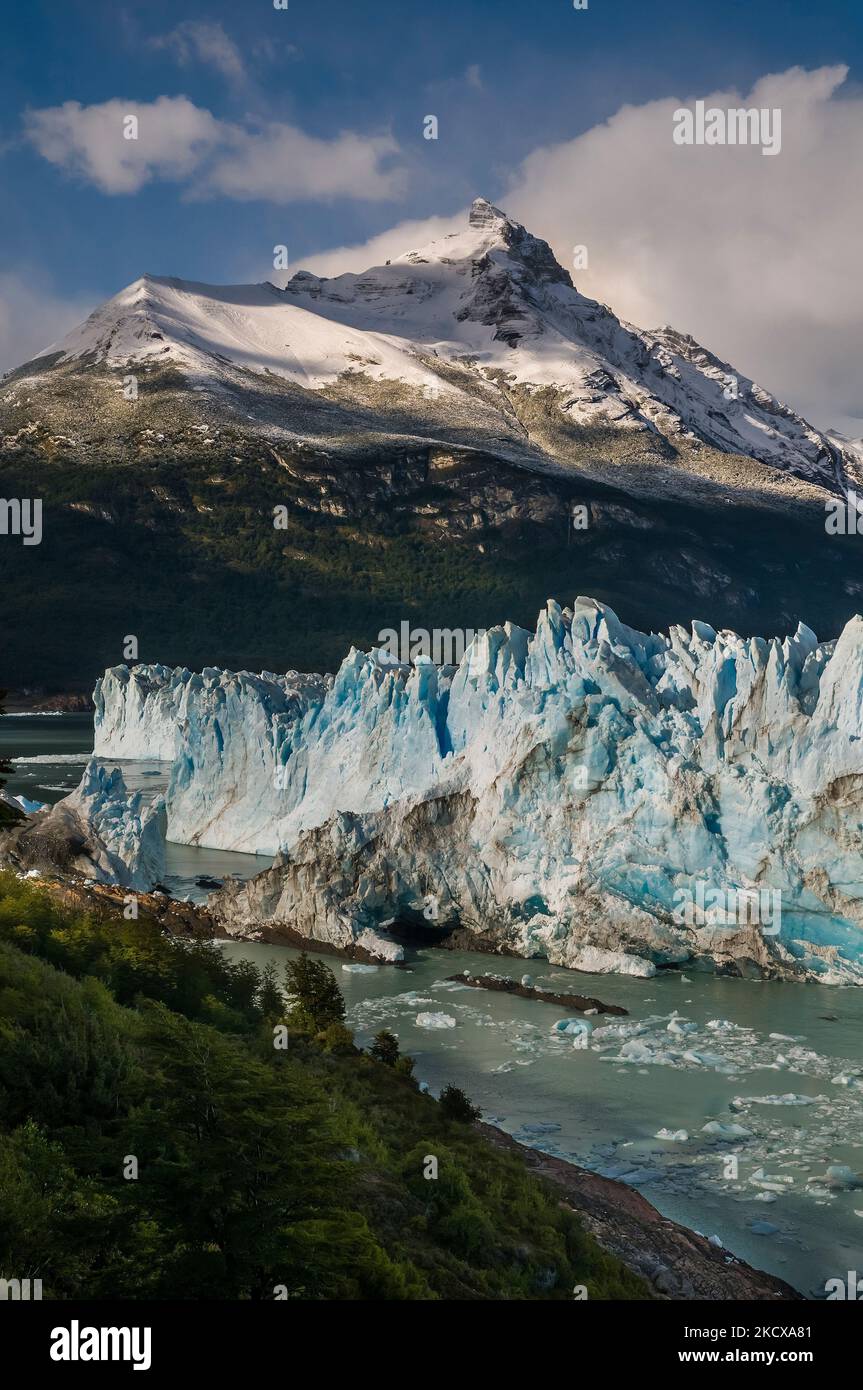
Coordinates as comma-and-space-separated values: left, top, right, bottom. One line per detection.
90, 596, 863, 982
1, 761, 165, 892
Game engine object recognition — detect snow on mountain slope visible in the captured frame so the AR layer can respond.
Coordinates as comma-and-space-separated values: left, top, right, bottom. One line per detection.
31, 198, 852, 492
88, 596, 863, 983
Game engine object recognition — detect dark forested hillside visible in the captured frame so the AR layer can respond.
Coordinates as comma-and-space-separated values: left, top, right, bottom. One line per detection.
0, 871, 648, 1301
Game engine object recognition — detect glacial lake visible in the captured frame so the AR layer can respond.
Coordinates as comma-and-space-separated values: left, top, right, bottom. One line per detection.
4, 714, 863, 1298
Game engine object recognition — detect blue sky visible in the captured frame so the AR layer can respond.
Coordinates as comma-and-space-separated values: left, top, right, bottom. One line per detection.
2, 0, 862, 428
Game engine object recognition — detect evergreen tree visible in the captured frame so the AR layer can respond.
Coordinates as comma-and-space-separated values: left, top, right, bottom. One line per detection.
283, 953, 345, 1032
256, 962, 284, 1019
370, 1030, 400, 1067
438, 1085, 481, 1124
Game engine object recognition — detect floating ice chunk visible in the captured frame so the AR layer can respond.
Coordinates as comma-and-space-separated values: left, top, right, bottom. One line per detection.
416, 1011, 456, 1029
753, 1191, 777, 1203
655, 1128, 689, 1142
592, 1017, 654, 1044
750, 1220, 779, 1236
552, 1018, 594, 1038
808, 1164, 862, 1190
342, 963, 379, 973
743, 1093, 824, 1106
769, 1033, 801, 1042
521, 974, 533, 988
831, 1071, 863, 1089
667, 1016, 698, 1036
619, 1039, 675, 1065
750, 1168, 793, 1187
682, 1049, 737, 1073
701, 1120, 752, 1139
708, 1234, 724, 1247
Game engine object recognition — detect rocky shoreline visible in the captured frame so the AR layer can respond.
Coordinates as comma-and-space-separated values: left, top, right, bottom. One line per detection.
479, 1123, 802, 1301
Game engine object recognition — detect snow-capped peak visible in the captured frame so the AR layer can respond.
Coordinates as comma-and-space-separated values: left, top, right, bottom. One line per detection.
19, 196, 857, 492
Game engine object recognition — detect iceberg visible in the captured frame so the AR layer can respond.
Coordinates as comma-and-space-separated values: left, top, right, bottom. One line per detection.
84, 595, 863, 981
551, 1018, 594, 1037
416, 1012, 456, 1029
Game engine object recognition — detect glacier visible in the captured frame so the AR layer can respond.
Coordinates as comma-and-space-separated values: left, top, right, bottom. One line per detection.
86, 594, 863, 982
1, 760, 166, 892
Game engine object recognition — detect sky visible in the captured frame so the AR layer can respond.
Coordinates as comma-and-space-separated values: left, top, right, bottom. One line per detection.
1, 0, 862, 431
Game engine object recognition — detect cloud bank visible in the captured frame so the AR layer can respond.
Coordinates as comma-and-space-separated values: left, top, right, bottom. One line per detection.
13, 66, 863, 431
297, 65, 863, 434
23, 96, 402, 202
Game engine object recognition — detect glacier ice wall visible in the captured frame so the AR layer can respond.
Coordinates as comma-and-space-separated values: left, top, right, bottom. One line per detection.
66, 761, 167, 891
92, 596, 863, 981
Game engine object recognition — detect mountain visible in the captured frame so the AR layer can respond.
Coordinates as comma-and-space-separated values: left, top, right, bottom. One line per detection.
15, 197, 858, 496
3, 198, 863, 690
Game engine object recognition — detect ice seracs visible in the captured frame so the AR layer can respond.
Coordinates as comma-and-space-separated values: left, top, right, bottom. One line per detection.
83, 593, 863, 983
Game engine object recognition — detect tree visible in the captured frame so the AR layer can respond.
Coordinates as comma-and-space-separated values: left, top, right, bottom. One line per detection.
256, 962, 284, 1019
369, 1030, 400, 1067
318, 1021, 356, 1055
0, 692, 24, 827
126, 1001, 349, 1298
438, 1085, 481, 1124
283, 953, 345, 1033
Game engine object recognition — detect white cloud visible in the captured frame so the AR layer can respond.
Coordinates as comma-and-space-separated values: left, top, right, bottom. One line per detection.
24, 97, 222, 195
206, 126, 402, 203
293, 65, 863, 433
501, 64, 862, 432
148, 21, 246, 85
0, 272, 93, 376
292, 212, 462, 280
23, 97, 404, 202
18, 66, 863, 431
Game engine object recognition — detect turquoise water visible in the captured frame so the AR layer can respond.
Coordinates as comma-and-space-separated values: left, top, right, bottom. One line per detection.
220, 936, 863, 1299
4, 716, 863, 1296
